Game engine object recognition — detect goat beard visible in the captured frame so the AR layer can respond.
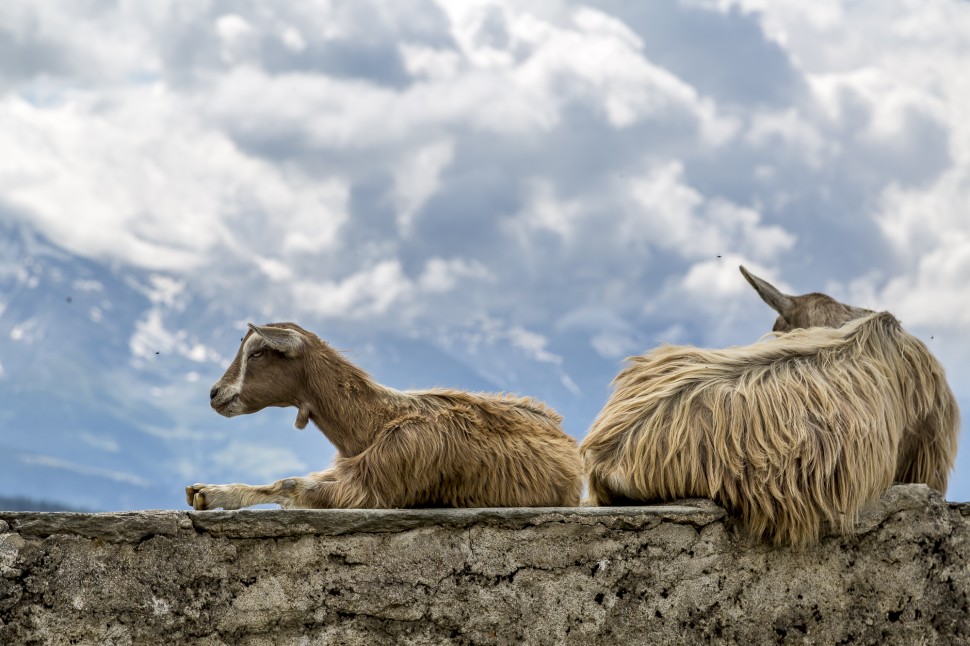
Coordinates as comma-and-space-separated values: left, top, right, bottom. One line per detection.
294, 404, 310, 430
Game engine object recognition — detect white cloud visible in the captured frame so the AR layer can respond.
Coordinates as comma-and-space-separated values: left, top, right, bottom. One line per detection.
215, 14, 254, 47
505, 179, 584, 242
130, 309, 178, 358
294, 261, 415, 320
278, 179, 350, 254
879, 238, 970, 329
621, 162, 795, 262
10, 318, 41, 344
433, 2, 735, 138
143, 275, 186, 309
590, 331, 639, 360
281, 26, 307, 53
254, 256, 294, 282
808, 67, 948, 143
508, 325, 562, 365
291, 256, 494, 322
130, 307, 224, 364
560, 372, 581, 396
394, 139, 454, 235
0, 88, 348, 272
517, 8, 696, 129
418, 257, 492, 292
400, 43, 462, 81
746, 109, 831, 167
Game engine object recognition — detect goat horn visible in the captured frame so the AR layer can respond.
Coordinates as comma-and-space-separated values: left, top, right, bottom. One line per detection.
739, 265, 795, 317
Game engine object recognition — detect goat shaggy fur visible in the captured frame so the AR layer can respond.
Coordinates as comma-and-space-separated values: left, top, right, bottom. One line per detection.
581, 311, 959, 546
188, 323, 582, 510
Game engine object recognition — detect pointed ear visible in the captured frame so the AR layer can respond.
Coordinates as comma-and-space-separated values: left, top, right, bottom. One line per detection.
739, 265, 795, 318
248, 323, 304, 357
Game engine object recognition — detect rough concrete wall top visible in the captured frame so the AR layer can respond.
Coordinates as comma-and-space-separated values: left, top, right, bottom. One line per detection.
1, 485, 968, 645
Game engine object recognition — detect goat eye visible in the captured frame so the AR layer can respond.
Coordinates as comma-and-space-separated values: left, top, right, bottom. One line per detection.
249, 350, 264, 359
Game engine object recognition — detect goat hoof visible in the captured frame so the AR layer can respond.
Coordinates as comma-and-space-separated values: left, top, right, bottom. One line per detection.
185, 484, 209, 510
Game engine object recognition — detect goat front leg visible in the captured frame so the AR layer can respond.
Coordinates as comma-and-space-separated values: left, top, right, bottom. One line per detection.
188, 472, 380, 510
186, 468, 338, 510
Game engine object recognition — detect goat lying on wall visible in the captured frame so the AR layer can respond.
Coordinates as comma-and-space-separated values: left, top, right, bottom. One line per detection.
582, 275, 959, 546
740, 265, 959, 492
187, 323, 582, 510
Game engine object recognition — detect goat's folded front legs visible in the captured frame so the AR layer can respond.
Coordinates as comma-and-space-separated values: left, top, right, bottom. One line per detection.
186, 469, 342, 510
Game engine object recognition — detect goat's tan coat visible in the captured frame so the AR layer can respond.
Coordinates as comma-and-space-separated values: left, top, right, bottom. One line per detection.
581, 312, 959, 546
189, 323, 582, 510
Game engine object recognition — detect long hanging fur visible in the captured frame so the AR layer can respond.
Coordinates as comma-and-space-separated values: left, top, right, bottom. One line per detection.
581, 312, 959, 546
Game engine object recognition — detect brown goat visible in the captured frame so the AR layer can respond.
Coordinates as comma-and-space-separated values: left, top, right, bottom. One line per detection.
186, 323, 582, 510
740, 265, 873, 332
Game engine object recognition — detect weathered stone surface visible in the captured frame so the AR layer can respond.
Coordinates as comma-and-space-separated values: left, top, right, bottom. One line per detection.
187, 501, 725, 539
1, 485, 967, 645
3, 510, 184, 542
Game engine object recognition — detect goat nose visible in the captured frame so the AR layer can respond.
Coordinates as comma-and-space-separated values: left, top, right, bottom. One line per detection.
210, 385, 220, 401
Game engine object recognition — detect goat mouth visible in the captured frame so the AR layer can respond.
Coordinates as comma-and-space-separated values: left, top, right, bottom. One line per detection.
212, 395, 239, 416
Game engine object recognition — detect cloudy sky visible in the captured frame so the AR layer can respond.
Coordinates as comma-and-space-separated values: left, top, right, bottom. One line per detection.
2, 0, 970, 506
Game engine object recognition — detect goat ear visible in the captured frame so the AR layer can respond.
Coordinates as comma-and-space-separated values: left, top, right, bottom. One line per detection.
739, 265, 795, 318
247, 323, 304, 356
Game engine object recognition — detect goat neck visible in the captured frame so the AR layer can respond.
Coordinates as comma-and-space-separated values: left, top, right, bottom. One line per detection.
299, 344, 403, 457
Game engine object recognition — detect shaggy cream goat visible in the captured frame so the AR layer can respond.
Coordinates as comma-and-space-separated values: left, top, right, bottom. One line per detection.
740, 265, 959, 492
188, 323, 582, 510
581, 311, 959, 546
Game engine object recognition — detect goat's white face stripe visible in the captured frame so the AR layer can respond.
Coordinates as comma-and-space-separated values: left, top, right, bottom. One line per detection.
224, 333, 258, 398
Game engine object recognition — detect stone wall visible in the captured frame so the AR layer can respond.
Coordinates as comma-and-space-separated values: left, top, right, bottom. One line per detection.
1, 485, 968, 645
